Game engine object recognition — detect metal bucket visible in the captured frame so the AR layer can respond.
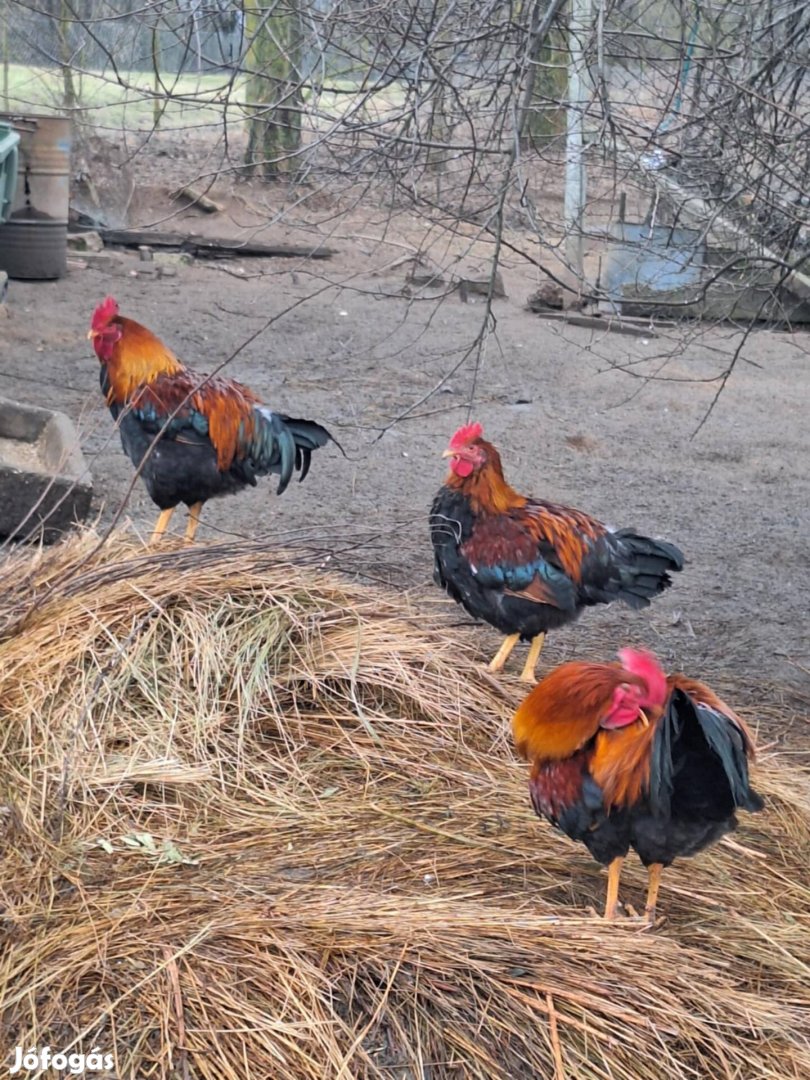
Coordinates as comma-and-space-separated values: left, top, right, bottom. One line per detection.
0, 113, 71, 280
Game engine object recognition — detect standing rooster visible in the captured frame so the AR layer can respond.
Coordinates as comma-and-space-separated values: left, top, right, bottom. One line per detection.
512, 648, 763, 922
430, 423, 684, 682
88, 297, 336, 543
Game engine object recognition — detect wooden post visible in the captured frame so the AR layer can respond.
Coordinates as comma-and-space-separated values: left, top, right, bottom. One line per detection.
564, 0, 593, 287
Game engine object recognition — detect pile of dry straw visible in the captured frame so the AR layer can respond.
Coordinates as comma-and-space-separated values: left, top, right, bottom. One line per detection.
1, 533, 809, 1079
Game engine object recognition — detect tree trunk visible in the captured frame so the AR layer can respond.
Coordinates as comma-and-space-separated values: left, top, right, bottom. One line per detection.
524, 29, 568, 144
1, 3, 10, 113
57, 0, 77, 110
152, 25, 162, 130
244, 2, 303, 179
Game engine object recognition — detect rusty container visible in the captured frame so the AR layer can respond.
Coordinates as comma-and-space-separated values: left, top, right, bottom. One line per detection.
0, 113, 71, 280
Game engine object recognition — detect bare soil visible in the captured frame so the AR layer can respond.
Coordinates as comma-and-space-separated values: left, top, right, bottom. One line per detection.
1, 135, 808, 734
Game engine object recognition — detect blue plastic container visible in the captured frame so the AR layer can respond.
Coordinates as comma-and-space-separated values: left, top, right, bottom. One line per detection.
0, 121, 20, 224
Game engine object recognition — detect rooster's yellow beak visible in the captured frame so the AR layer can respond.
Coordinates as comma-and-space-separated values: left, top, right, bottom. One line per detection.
441, 448, 455, 459
87, 329, 96, 340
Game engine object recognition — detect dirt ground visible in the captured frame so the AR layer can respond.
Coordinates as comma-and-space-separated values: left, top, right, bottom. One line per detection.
1, 139, 809, 735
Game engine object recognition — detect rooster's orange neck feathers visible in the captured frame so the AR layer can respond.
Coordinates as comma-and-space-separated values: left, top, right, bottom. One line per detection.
513, 662, 639, 762
104, 317, 183, 402
447, 440, 527, 514
513, 661, 658, 810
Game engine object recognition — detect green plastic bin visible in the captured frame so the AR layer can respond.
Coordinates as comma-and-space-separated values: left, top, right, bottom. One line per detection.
0, 120, 20, 225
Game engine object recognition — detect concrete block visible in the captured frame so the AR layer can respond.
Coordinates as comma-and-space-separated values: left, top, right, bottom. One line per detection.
154, 252, 194, 267
67, 230, 104, 253
0, 396, 93, 543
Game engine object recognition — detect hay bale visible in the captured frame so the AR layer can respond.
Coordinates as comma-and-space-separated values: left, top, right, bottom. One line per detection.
1, 533, 809, 1078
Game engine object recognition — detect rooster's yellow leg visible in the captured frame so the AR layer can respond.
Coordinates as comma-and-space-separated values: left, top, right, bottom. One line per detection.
519, 633, 546, 684
488, 633, 520, 673
150, 507, 175, 544
644, 863, 664, 924
604, 856, 624, 920
184, 502, 204, 544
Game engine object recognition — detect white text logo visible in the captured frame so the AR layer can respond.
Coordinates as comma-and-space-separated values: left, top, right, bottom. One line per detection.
9, 1046, 114, 1075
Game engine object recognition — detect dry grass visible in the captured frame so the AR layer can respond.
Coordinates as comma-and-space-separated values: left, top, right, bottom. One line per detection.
1, 532, 809, 1079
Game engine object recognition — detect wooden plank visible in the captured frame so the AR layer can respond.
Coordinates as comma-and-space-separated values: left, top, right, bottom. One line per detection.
170, 185, 225, 214
97, 228, 336, 260
533, 310, 660, 337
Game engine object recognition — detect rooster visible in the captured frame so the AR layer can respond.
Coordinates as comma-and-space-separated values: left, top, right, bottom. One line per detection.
512, 648, 763, 922
430, 423, 684, 682
88, 297, 336, 543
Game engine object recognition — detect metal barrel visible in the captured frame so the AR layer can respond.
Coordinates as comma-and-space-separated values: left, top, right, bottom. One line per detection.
0, 113, 71, 280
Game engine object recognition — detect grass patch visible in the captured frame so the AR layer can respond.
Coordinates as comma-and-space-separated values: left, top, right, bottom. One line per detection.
3, 62, 246, 133
1, 63, 406, 136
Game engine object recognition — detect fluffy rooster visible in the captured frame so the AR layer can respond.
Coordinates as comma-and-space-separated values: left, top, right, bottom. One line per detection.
430, 423, 684, 682
89, 297, 335, 542
513, 648, 763, 922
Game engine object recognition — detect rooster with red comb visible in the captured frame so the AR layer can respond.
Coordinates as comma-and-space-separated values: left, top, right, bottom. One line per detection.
512, 647, 763, 921
430, 422, 684, 682
88, 297, 336, 543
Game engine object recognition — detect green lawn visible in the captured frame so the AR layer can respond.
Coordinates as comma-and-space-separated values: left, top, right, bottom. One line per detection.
1, 63, 405, 135
2, 62, 248, 132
